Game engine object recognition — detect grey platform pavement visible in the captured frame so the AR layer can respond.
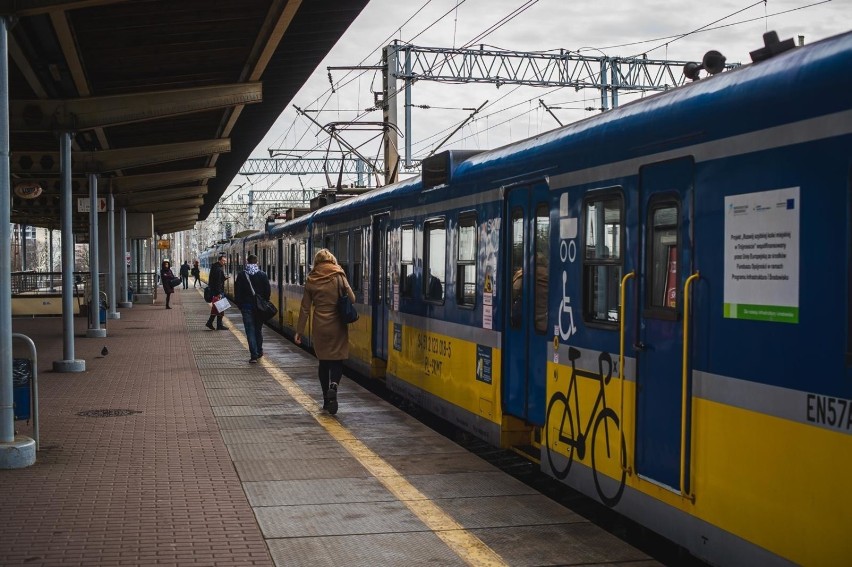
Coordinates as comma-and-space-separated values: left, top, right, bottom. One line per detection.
1, 287, 658, 567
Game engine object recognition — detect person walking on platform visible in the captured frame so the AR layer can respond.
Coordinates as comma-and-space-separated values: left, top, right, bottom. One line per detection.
191, 260, 201, 288
206, 254, 228, 330
160, 260, 176, 309
179, 260, 190, 289
234, 254, 271, 363
294, 249, 355, 415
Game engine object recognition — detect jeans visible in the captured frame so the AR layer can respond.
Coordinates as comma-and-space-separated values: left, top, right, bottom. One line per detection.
240, 306, 263, 359
182, 276, 189, 289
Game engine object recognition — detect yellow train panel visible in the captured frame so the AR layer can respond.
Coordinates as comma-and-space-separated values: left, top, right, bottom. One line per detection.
388, 323, 502, 428
692, 399, 852, 565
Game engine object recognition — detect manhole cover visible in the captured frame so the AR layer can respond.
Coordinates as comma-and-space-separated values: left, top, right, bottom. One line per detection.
76, 409, 142, 418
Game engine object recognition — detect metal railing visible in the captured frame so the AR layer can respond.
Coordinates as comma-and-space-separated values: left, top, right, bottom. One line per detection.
12, 270, 160, 298
11, 271, 92, 295
128, 272, 157, 295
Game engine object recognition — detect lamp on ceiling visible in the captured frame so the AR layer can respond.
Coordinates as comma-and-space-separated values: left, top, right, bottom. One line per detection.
13, 181, 43, 199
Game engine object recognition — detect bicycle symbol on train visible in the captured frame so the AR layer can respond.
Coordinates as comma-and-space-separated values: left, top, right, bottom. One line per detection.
545, 347, 627, 507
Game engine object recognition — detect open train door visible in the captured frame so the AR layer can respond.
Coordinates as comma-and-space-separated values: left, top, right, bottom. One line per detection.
635, 157, 695, 491
502, 183, 551, 425
371, 213, 390, 361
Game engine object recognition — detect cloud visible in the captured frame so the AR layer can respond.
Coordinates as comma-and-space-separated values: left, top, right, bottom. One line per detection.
242, 0, 849, 192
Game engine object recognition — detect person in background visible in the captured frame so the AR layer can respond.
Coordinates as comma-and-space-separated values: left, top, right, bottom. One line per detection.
205, 254, 228, 330
179, 260, 190, 289
234, 254, 271, 363
295, 249, 355, 415
160, 260, 176, 310
191, 260, 201, 288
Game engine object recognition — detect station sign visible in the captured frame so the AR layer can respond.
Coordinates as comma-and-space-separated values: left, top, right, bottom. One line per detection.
77, 197, 107, 213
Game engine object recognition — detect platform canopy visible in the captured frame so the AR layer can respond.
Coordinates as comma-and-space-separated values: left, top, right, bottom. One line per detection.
4, 0, 369, 234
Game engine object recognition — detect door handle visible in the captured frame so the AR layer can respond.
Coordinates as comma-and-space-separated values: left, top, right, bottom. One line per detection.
633, 342, 646, 351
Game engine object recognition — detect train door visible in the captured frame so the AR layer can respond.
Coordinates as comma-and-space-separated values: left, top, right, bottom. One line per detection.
635, 157, 694, 490
276, 238, 284, 322
372, 214, 390, 361
502, 184, 551, 425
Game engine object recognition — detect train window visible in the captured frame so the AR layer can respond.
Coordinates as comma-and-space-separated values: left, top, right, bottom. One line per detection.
324, 234, 335, 255
299, 240, 306, 285
648, 203, 678, 309
456, 214, 477, 307
400, 225, 414, 298
583, 194, 623, 325
424, 219, 446, 302
510, 208, 524, 329
338, 232, 350, 280
352, 229, 362, 294
534, 203, 550, 333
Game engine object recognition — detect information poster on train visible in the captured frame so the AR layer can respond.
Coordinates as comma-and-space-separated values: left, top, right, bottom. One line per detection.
723, 186, 800, 323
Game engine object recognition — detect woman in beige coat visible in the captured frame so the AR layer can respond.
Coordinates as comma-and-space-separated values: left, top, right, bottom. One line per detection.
295, 249, 356, 415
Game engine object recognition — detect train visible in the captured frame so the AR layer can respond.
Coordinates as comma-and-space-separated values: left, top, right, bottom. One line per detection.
198, 30, 852, 566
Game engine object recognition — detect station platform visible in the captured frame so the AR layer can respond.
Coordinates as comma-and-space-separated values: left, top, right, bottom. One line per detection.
1, 287, 658, 567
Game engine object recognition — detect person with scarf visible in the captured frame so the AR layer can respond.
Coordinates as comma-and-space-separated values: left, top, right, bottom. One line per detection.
234, 254, 271, 363
295, 248, 356, 415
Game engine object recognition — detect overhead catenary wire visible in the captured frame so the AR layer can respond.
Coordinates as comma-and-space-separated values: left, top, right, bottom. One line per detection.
260, 0, 832, 187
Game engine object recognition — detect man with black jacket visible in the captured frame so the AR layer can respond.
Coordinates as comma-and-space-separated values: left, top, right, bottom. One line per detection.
234, 254, 271, 363
205, 254, 228, 330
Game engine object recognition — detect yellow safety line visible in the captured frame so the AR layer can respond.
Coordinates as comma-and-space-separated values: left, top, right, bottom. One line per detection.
226, 327, 508, 567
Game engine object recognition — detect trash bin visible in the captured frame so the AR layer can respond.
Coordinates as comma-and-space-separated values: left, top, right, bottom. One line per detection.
13, 358, 32, 421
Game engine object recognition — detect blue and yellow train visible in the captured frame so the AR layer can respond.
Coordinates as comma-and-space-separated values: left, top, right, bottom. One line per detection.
199, 30, 852, 565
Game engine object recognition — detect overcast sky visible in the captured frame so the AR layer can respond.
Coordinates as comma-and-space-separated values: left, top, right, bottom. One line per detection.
229, 0, 849, 200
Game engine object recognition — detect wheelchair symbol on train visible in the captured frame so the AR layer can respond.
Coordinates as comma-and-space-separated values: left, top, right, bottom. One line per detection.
545, 347, 627, 507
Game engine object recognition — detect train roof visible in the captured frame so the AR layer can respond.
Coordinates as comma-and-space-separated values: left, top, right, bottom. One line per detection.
253, 30, 851, 236
453, 30, 852, 184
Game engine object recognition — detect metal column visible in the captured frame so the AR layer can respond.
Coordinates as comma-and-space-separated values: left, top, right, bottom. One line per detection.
86, 174, 106, 338
49, 228, 55, 291
52, 132, 85, 374
107, 192, 119, 319
118, 207, 132, 308
404, 46, 412, 169
0, 16, 35, 468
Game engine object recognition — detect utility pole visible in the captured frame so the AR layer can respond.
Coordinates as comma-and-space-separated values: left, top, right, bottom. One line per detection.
382, 45, 400, 185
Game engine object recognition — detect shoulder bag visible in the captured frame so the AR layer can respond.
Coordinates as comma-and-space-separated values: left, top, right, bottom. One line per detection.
337, 275, 359, 324
168, 276, 182, 288
245, 272, 278, 321
203, 286, 214, 302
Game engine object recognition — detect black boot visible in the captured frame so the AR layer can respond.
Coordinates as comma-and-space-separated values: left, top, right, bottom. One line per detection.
326, 382, 338, 415
205, 315, 215, 330
216, 316, 226, 330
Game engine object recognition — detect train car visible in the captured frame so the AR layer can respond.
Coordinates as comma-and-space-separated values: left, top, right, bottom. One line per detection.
203, 31, 851, 566
268, 211, 314, 341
